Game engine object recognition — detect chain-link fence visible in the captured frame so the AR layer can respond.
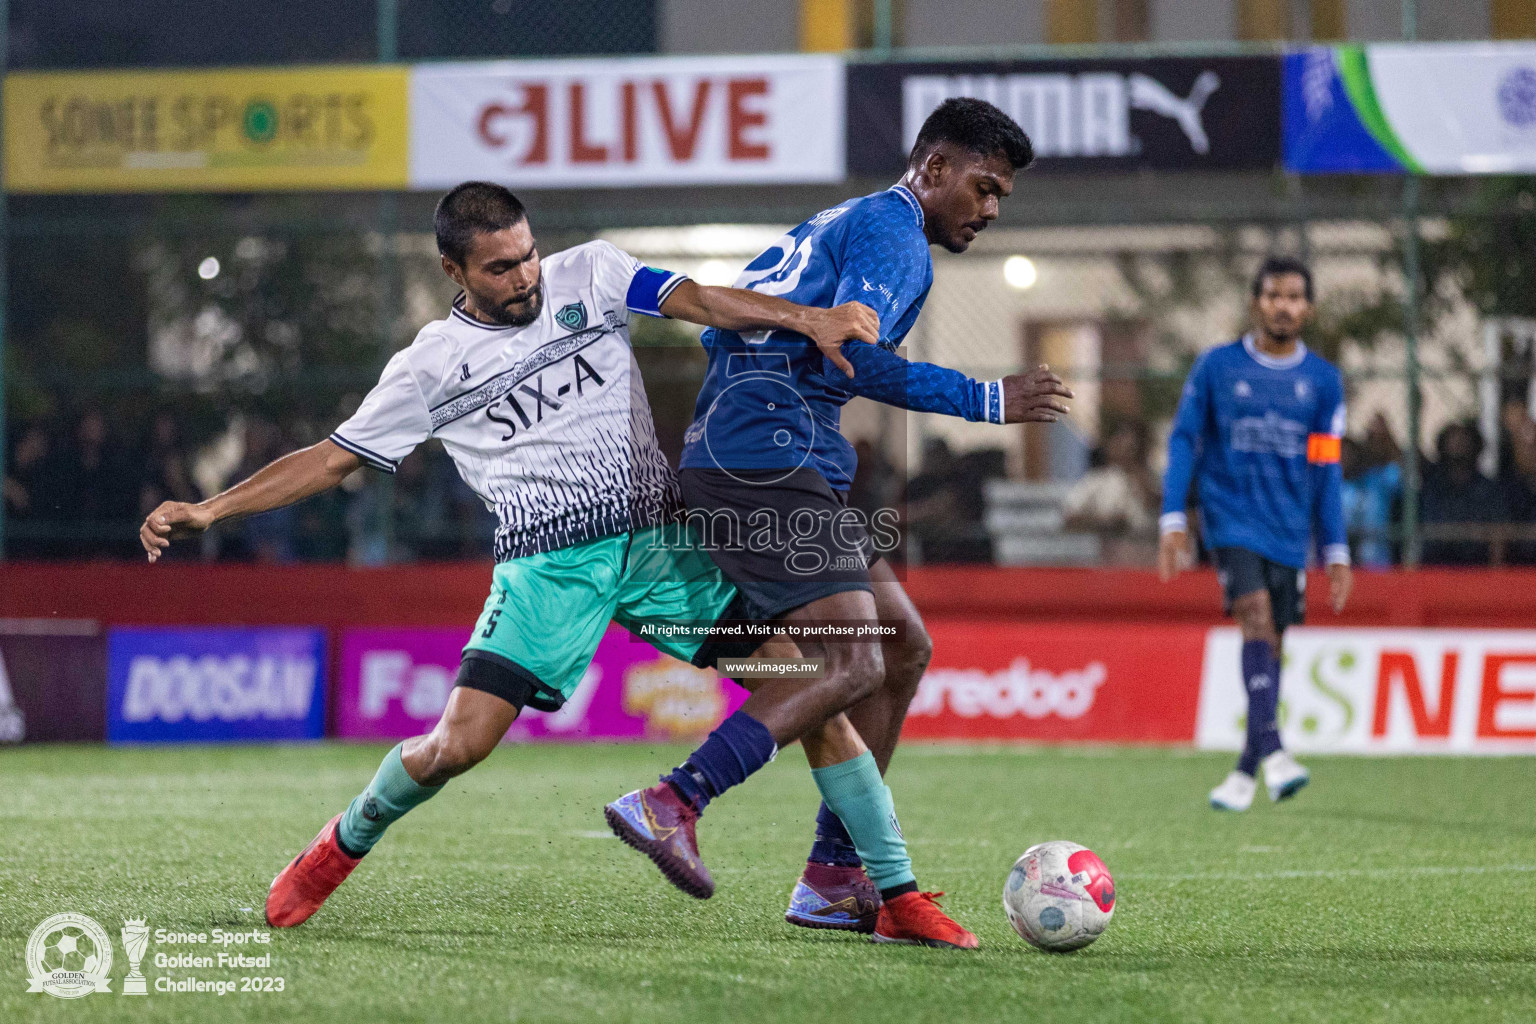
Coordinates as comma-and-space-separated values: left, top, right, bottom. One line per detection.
7, 7, 1536, 569
12, 185, 1536, 568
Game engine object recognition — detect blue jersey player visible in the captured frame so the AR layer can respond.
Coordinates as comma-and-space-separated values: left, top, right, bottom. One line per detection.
1159, 257, 1354, 812
606, 99, 1072, 948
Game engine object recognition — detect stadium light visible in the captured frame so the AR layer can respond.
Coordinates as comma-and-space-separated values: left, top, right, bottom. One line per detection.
1003, 255, 1037, 290
197, 257, 221, 281
695, 259, 737, 287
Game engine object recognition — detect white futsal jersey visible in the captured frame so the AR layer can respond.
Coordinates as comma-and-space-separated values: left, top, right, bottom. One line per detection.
331, 240, 689, 561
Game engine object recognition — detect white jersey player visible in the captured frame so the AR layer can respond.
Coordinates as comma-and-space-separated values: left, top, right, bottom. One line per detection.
138, 181, 878, 929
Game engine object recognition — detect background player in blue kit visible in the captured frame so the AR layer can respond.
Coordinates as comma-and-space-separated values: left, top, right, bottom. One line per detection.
606, 99, 1073, 947
1158, 257, 1354, 812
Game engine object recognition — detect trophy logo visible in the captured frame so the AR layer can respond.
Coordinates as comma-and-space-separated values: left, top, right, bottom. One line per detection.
24, 912, 114, 999
120, 918, 149, 996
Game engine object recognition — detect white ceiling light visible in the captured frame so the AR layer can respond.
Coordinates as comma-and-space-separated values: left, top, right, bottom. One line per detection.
1003, 255, 1037, 290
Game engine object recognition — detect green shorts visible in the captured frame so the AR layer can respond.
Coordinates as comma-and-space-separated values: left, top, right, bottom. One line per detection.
460, 525, 749, 712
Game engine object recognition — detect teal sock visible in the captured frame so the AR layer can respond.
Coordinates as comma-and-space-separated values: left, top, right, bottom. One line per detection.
336, 743, 443, 856
809, 751, 915, 892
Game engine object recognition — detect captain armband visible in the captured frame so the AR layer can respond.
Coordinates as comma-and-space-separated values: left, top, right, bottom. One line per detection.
1307, 434, 1342, 465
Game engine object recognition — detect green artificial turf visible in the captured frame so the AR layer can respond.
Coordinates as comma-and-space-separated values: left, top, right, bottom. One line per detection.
2, 742, 1533, 1023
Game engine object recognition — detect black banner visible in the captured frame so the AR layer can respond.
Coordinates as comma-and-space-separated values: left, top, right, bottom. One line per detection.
0, 622, 107, 743
847, 55, 1281, 176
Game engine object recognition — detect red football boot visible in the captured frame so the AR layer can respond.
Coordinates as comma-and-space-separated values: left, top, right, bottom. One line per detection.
871, 891, 979, 949
265, 814, 363, 927
604, 784, 715, 899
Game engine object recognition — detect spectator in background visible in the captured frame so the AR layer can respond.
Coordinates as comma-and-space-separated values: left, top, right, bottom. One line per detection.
4, 420, 66, 558
1340, 425, 1402, 569
1062, 422, 1159, 565
847, 438, 904, 561
1497, 400, 1536, 564
904, 436, 994, 563
848, 438, 900, 522
1421, 421, 1508, 566
1361, 410, 1402, 470
224, 416, 298, 563
139, 411, 199, 514
58, 410, 140, 559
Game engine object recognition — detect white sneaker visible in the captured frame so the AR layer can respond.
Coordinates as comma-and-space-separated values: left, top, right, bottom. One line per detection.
1209, 771, 1256, 811
1261, 750, 1310, 803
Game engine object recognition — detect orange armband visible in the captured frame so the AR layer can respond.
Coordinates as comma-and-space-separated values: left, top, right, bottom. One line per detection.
1307, 434, 1341, 464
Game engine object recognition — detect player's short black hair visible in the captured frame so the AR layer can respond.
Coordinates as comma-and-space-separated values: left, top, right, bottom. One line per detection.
908, 97, 1034, 172
1251, 256, 1314, 303
435, 182, 528, 266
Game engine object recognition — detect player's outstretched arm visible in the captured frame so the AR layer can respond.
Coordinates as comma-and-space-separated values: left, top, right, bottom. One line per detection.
658, 279, 876, 379
139, 440, 362, 563
836, 342, 1072, 424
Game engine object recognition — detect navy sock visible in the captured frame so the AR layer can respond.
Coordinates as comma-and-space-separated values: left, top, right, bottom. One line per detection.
808, 801, 863, 867
662, 710, 777, 814
1237, 639, 1280, 776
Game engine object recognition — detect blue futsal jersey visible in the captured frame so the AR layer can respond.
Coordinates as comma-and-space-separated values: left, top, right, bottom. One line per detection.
678, 185, 1005, 490
1161, 335, 1349, 569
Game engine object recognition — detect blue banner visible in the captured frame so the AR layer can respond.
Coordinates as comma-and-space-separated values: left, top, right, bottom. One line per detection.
108, 628, 327, 743
1283, 48, 1403, 174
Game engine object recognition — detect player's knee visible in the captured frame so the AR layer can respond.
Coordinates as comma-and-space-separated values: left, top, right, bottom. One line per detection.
1233, 593, 1277, 643
829, 644, 885, 708
887, 622, 933, 697
421, 731, 493, 784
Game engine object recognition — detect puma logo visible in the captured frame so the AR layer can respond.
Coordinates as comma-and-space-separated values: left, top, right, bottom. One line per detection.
1129, 71, 1221, 154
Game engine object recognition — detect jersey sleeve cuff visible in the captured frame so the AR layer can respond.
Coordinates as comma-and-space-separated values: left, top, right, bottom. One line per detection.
1322, 544, 1351, 567
329, 432, 397, 474
626, 267, 689, 318
1159, 512, 1188, 535
986, 379, 1005, 424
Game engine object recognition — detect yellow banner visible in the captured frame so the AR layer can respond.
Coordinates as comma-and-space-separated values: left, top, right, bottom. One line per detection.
4, 65, 409, 192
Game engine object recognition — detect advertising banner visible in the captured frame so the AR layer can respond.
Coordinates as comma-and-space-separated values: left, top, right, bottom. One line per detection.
1285, 43, 1536, 174
901, 622, 1206, 743
409, 54, 845, 188
846, 55, 1280, 176
107, 628, 327, 743
335, 626, 747, 742
1197, 627, 1536, 754
0, 620, 107, 743
4, 65, 409, 192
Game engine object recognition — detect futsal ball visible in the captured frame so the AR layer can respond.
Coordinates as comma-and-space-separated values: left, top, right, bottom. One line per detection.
40, 926, 100, 974
1003, 840, 1116, 952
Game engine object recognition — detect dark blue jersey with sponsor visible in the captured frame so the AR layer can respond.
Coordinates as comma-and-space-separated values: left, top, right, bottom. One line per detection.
679, 185, 1003, 490
1161, 336, 1349, 569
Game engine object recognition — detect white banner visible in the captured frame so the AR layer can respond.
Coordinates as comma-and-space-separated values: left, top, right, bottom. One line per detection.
409, 55, 844, 189
1369, 43, 1536, 174
1197, 627, 1536, 754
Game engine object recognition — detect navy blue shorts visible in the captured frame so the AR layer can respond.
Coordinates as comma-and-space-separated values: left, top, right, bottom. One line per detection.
677, 467, 877, 622
1213, 546, 1306, 634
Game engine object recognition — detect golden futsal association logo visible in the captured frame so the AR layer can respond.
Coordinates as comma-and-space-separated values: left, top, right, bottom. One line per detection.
24, 912, 114, 999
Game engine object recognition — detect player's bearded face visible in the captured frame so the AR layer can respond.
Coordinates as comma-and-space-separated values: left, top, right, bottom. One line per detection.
470, 268, 543, 328
456, 225, 545, 327
1254, 274, 1313, 341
